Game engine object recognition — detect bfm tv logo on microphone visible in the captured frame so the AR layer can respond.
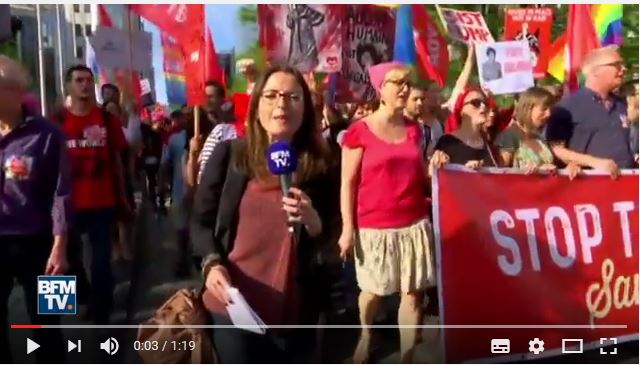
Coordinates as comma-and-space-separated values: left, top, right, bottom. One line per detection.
270, 150, 291, 169
37, 276, 77, 315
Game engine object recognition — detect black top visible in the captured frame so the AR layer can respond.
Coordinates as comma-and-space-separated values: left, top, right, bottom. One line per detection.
495, 124, 526, 152
545, 87, 634, 168
435, 134, 496, 167
140, 123, 163, 159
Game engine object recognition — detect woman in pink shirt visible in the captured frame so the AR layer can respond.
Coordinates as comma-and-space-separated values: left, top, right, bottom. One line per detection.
339, 63, 435, 363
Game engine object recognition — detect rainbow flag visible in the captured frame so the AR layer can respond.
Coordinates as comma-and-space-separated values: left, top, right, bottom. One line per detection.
546, 4, 623, 82
592, 4, 623, 46
161, 33, 187, 106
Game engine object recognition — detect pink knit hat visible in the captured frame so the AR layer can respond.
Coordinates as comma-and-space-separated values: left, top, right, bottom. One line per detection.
368, 62, 404, 93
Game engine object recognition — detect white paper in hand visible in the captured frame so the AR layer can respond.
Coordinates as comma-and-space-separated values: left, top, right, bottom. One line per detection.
225, 287, 267, 335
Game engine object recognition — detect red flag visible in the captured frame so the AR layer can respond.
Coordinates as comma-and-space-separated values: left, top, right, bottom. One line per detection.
98, 4, 113, 27
204, 28, 225, 87
130, 5, 225, 106
566, 4, 600, 91
412, 4, 449, 88
129, 4, 204, 45
181, 27, 226, 106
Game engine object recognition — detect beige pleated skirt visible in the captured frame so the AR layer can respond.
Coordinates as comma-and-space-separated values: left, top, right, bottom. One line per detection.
354, 218, 436, 296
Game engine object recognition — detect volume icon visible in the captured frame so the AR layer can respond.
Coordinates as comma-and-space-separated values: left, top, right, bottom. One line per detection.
100, 337, 119, 355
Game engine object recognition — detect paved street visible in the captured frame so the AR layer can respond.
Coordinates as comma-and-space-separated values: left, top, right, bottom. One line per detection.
5, 198, 638, 363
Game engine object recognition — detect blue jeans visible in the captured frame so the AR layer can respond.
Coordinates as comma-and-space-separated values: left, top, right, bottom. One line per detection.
67, 208, 115, 324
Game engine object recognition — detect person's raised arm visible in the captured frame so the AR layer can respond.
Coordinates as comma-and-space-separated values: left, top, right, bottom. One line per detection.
445, 43, 476, 111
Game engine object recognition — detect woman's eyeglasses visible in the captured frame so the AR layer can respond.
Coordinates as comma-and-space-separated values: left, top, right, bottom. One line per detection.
384, 79, 410, 89
464, 98, 488, 109
261, 90, 302, 105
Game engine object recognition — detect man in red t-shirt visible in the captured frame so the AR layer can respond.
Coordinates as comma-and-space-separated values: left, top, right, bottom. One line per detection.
51, 65, 128, 324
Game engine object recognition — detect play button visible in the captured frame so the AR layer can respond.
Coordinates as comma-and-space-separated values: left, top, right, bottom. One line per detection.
26, 338, 40, 354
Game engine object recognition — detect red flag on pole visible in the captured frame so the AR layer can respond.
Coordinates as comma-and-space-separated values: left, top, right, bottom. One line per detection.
130, 4, 225, 106
412, 4, 449, 88
566, 4, 600, 91
129, 4, 204, 45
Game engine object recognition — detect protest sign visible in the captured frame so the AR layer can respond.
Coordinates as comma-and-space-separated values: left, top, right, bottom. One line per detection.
258, 5, 343, 73
433, 167, 639, 363
438, 7, 494, 43
504, 7, 554, 79
335, 4, 396, 102
89, 26, 152, 73
476, 40, 534, 95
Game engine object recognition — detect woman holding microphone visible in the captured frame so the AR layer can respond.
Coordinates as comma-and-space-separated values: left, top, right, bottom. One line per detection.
339, 62, 435, 363
191, 65, 340, 363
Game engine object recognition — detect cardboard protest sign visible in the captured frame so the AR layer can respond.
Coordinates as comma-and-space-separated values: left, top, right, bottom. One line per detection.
90, 26, 153, 73
335, 5, 396, 102
438, 7, 494, 43
476, 41, 534, 95
504, 7, 554, 79
258, 5, 343, 73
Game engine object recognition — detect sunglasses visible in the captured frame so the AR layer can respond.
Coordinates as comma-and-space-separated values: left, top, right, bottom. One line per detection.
464, 98, 488, 109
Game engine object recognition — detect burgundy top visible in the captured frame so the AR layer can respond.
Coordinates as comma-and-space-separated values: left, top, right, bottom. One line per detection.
203, 179, 299, 326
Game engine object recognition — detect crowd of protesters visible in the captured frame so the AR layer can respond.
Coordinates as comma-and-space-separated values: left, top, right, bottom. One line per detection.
0, 40, 638, 363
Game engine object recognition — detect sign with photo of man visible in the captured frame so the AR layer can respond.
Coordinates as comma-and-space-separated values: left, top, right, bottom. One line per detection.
475, 41, 534, 95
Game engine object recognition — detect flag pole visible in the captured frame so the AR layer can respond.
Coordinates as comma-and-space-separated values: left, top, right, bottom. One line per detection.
55, 4, 65, 99
71, 5, 77, 62
36, 4, 47, 115
126, 7, 135, 106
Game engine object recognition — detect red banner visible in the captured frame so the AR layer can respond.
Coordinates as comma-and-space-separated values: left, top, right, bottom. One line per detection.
258, 5, 343, 73
335, 5, 396, 103
434, 167, 639, 363
504, 7, 554, 79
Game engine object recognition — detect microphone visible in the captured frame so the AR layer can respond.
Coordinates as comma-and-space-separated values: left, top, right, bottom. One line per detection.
267, 141, 298, 232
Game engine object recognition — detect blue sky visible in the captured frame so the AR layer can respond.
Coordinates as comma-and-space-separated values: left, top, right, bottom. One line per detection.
144, 4, 254, 104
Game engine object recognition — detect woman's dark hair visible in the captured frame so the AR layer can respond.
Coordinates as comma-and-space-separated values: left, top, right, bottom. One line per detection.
233, 64, 330, 182
486, 47, 497, 57
356, 43, 383, 69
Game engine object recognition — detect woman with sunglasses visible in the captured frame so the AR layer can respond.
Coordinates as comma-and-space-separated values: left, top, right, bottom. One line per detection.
339, 63, 435, 363
434, 87, 501, 169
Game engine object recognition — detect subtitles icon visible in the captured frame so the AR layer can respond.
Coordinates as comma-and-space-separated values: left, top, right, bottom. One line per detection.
562, 339, 583, 354
491, 339, 510, 354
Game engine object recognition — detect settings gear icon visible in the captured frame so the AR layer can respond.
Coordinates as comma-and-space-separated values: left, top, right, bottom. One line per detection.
528, 338, 545, 354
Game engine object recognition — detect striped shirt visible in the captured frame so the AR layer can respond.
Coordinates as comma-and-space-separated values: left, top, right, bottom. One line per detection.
197, 123, 237, 183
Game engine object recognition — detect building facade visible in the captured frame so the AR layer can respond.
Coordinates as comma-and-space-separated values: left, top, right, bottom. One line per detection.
9, 4, 143, 111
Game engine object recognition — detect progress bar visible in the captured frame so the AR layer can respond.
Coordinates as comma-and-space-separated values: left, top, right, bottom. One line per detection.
11, 324, 629, 329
